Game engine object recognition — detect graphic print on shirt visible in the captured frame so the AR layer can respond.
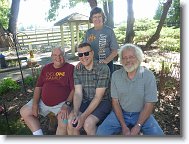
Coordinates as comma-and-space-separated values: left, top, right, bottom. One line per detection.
99, 34, 107, 61
88, 34, 96, 42
45, 71, 65, 80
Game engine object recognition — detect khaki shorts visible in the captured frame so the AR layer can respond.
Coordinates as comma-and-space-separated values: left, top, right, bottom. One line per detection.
26, 99, 65, 117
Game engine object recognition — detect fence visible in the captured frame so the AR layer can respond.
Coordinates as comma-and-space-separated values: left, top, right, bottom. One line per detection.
17, 25, 88, 48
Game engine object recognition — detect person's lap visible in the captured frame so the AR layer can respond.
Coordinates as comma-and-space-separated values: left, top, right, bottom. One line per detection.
96, 110, 164, 135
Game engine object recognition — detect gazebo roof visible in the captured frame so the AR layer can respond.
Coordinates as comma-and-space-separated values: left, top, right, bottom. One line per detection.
54, 12, 89, 26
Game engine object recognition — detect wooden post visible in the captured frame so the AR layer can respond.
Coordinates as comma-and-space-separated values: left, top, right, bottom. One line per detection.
60, 25, 64, 51
76, 23, 79, 47
70, 22, 75, 56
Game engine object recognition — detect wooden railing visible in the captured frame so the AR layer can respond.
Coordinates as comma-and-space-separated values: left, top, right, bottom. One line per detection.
17, 25, 88, 48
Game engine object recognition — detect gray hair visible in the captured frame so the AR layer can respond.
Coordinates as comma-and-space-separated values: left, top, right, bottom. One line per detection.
119, 43, 144, 64
51, 46, 65, 56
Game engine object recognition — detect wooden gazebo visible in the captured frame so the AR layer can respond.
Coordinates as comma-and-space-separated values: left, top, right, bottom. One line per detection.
54, 13, 90, 56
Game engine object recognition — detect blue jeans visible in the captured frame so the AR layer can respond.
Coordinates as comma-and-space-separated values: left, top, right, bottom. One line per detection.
96, 110, 164, 136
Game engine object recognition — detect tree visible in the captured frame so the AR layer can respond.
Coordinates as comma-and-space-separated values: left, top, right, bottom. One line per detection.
8, 0, 20, 34
103, 0, 114, 28
125, 0, 135, 43
166, 0, 180, 27
47, 0, 114, 28
145, 0, 172, 49
154, 0, 180, 28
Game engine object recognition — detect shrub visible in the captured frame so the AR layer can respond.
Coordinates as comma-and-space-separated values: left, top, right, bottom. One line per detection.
0, 78, 20, 96
113, 19, 180, 52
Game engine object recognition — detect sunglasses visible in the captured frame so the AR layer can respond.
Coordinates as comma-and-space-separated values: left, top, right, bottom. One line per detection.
78, 50, 92, 57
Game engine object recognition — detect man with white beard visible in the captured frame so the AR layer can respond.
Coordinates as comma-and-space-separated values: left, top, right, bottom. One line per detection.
96, 43, 164, 136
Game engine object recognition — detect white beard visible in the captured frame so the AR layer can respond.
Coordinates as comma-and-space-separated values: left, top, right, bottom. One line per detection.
123, 61, 139, 73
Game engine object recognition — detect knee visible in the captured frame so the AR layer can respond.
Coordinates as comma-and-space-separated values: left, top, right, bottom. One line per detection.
20, 105, 28, 118
83, 118, 96, 132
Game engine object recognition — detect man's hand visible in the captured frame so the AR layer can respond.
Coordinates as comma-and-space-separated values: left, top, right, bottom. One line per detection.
99, 59, 108, 64
130, 124, 141, 135
32, 104, 39, 117
59, 104, 71, 120
75, 114, 86, 130
76, 62, 81, 69
122, 125, 131, 136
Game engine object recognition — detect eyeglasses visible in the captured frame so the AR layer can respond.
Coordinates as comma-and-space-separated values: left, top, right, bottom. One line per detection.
92, 15, 102, 20
78, 50, 92, 57
122, 56, 136, 61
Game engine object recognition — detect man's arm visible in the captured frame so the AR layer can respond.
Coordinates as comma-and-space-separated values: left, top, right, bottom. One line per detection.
65, 89, 74, 103
131, 102, 154, 135
112, 98, 130, 135
32, 87, 42, 117
104, 49, 118, 64
32, 87, 42, 105
73, 85, 83, 117
136, 102, 154, 126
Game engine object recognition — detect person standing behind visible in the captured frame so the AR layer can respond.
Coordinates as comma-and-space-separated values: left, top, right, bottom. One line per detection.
67, 42, 111, 135
20, 47, 74, 135
96, 43, 164, 136
83, 7, 119, 74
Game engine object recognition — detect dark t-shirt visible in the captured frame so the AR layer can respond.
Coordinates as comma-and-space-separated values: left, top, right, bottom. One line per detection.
36, 63, 74, 106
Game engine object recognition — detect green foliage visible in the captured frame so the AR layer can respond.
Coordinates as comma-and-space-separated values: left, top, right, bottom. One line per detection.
47, 0, 87, 21
0, 118, 31, 135
47, 0, 61, 21
114, 19, 180, 52
0, 78, 20, 96
166, 0, 180, 27
0, 0, 10, 29
24, 76, 34, 87
156, 27, 180, 52
154, 1, 162, 20
134, 18, 158, 31
79, 30, 85, 42
114, 24, 126, 44
154, 0, 180, 28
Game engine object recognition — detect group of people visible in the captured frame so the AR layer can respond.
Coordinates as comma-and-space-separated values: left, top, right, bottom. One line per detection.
20, 7, 164, 136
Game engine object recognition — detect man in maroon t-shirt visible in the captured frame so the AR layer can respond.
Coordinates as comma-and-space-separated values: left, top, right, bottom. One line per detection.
20, 47, 74, 135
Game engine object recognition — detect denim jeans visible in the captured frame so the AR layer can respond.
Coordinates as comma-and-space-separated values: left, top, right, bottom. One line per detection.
96, 110, 164, 136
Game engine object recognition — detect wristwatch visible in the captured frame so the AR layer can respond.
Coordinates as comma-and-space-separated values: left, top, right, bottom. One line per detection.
65, 101, 72, 107
137, 123, 142, 127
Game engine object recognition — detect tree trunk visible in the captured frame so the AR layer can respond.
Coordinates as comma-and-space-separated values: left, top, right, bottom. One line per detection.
8, 0, 20, 35
125, 0, 135, 43
145, 0, 172, 50
87, 0, 97, 9
103, 0, 114, 28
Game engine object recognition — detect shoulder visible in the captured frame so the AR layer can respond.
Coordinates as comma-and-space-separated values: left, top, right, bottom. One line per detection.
103, 25, 114, 31
65, 62, 74, 68
96, 62, 109, 71
86, 27, 95, 32
64, 63, 75, 71
140, 66, 155, 78
112, 68, 123, 78
42, 63, 53, 69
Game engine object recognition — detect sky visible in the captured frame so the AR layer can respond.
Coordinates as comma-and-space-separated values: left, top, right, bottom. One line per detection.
17, 0, 159, 29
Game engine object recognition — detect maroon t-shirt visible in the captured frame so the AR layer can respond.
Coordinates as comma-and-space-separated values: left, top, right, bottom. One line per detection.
36, 62, 74, 106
